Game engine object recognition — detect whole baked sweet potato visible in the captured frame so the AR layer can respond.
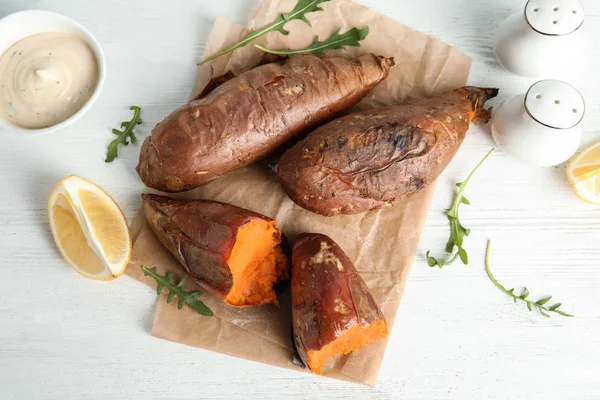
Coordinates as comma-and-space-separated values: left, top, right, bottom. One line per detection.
292, 233, 388, 374
137, 53, 394, 192
275, 86, 499, 216
142, 194, 289, 307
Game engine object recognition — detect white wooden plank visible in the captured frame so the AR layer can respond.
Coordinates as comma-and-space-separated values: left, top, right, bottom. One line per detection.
0, 0, 599, 399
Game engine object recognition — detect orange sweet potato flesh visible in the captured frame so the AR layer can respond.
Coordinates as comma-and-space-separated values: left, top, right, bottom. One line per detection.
142, 194, 289, 307
275, 87, 499, 216
291, 233, 388, 374
137, 54, 395, 192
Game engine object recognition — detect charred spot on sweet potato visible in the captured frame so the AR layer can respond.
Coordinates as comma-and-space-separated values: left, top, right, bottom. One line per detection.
336, 136, 348, 149
358, 187, 370, 198
318, 140, 329, 152
291, 233, 388, 375
385, 124, 406, 148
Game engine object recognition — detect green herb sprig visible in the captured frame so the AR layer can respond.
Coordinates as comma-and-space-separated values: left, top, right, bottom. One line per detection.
198, 0, 330, 65
142, 266, 213, 317
426, 148, 494, 268
485, 241, 573, 318
255, 26, 369, 55
105, 106, 142, 163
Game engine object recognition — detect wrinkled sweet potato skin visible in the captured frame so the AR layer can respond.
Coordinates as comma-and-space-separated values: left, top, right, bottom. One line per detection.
137, 54, 395, 192
291, 233, 386, 370
275, 87, 499, 216
142, 194, 289, 305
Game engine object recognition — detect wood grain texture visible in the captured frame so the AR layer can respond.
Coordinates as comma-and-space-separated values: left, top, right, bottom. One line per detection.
0, 0, 599, 399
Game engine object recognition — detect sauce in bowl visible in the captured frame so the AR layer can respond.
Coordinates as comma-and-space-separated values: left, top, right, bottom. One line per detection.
0, 32, 99, 129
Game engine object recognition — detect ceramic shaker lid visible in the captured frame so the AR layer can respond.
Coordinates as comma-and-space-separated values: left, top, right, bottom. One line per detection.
525, 0, 584, 35
525, 80, 585, 129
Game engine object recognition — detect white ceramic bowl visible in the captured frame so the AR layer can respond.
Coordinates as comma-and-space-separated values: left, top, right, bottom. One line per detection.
0, 10, 106, 133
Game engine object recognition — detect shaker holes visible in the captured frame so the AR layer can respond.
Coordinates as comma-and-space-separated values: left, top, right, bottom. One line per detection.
553, 20, 559, 24
534, 7, 539, 12
554, 7, 559, 11
555, 100, 561, 104
573, 109, 578, 113
536, 95, 542, 99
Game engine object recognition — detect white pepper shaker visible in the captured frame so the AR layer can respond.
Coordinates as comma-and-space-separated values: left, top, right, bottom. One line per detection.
494, 0, 585, 78
491, 80, 585, 167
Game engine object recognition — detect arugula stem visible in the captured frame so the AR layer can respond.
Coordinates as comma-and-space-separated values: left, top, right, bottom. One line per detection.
426, 149, 495, 268
255, 26, 369, 56
448, 148, 494, 218
484, 240, 511, 294
426, 250, 459, 268
198, 0, 330, 65
444, 253, 460, 265
485, 241, 573, 318
254, 44, 304, 56
143, 266, 185, 296
199, 25, 277, 65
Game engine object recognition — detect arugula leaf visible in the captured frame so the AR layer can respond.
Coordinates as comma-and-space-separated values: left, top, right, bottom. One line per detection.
198, 0, 330, 65
255, 27, 369, 55
484, 241, 573, 318
142, 266, 214, 317
426, 148, 494, 268
426, 251, 459, 268
535, 296, 552, 306
549, 303, 562, 311
105, 106, 142, 163
553, 309, 573, 317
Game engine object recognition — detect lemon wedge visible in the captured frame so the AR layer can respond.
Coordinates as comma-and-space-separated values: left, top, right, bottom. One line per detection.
566, 142, 600, 205
48, 175, 132, 280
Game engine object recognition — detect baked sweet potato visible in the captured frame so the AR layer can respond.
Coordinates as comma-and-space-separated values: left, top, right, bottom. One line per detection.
142, 194, 289, 307
137, 54, 395, 192
291, 233, 388, 374
275, 86, 499, 216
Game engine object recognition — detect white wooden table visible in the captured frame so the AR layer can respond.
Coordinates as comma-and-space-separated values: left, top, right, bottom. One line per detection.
1, 0, 599, 399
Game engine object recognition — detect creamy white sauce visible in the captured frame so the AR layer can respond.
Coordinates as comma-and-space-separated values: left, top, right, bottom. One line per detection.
0, 32, 99, 129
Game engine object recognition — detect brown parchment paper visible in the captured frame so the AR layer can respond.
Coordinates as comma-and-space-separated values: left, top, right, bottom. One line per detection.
127, 0, 471, 386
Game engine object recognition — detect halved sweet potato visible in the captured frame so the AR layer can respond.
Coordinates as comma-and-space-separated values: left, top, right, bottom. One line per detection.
142, 194, 289, 307
291, 233, 388, 374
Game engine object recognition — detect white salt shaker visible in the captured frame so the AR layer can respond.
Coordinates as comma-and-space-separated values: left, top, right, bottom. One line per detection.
491, 80, 585, 167
494, 0, 585, 78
